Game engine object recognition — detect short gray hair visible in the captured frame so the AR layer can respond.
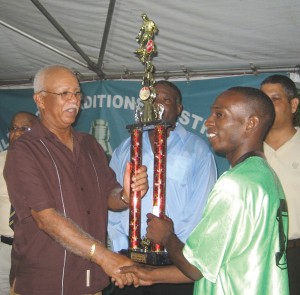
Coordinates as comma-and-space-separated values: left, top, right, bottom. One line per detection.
33, 65, 75, 93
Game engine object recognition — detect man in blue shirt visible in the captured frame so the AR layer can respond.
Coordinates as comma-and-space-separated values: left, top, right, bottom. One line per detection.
108, 80, 217, 295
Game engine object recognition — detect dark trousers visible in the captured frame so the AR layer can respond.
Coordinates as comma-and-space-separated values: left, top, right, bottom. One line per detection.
111, 283, 194, 295
287, 245, 300, 295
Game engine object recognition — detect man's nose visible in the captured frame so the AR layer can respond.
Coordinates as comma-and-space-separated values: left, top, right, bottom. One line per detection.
205, 116, 213, 127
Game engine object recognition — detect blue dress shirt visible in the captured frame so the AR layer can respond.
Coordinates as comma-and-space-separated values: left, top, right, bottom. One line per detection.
108, 123, 217, 251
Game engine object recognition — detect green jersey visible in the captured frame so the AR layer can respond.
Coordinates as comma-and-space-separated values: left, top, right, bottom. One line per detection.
183, 156, 289, 295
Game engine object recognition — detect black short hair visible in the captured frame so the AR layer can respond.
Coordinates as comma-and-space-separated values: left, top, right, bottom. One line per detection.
261, 74, 297, 101
228, 86, 275, 140
261, 74, 300, 126
154, 80, 182, 104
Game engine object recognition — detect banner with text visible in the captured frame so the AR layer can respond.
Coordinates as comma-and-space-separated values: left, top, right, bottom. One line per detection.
0, 73, 285, 175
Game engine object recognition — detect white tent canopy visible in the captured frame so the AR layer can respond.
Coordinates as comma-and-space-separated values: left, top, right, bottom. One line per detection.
1, 0, 300, 86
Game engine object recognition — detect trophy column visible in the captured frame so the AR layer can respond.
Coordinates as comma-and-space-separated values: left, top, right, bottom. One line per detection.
152, 123, 168, 252
128, 127, 143, 250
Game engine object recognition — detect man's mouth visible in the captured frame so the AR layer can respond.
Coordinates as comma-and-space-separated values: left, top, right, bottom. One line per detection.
206, 132, 216, 139
63, 104, 78, 113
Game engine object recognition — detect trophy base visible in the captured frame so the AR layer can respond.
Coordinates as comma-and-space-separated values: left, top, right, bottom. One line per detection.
119, 248, 172, 266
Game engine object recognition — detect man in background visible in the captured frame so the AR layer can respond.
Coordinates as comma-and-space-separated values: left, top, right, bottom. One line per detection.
108, 80, 217, 295
0, 111, 37, 294
261, 74, 300, 295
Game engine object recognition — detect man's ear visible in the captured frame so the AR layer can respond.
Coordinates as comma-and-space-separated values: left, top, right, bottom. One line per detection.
34, 93, 45, 110
246, 116, 259, 132
177, 104, 183, 116
291, 97, 299, 114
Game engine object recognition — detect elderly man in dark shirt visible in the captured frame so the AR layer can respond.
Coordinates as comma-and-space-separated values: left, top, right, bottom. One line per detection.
4, 65, 148, 295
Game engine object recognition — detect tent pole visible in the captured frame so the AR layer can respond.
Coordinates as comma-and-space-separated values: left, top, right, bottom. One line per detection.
30, 0, 103, 76
0, 20, 88, 68
97, 0, 116, 78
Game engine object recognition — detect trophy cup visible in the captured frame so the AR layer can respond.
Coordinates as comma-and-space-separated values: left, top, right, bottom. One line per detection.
119, 13, 172, 265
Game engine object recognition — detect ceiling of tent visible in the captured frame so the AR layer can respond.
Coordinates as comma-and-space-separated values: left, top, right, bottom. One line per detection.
1, 0, 300, 86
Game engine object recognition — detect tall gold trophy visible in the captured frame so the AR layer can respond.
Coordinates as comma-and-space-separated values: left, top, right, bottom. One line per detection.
119, 14, 171, 265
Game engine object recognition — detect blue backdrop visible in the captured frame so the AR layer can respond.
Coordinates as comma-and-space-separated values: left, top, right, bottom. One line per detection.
0, 73, 286, 176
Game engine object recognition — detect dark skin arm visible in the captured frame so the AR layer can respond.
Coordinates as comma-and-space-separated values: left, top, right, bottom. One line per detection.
120, 213, 202, 285
31, 208, 139, 288
146, 213, 202, 281
119, 264, 192, 287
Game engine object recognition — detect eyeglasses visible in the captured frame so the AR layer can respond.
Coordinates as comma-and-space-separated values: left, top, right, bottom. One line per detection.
40, 90, 82, 101
8, 126, 32, 133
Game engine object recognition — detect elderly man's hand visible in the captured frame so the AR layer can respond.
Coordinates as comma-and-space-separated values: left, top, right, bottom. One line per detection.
123, 163, 148, 200
118, 264, 155, 287
99, 249, 140, 288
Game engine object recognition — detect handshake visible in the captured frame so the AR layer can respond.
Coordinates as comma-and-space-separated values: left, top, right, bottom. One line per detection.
103, 213, 181, 288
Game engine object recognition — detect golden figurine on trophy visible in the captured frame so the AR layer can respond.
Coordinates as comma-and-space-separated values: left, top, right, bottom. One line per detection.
120, 13, 172, 265
134, 13, 160, 124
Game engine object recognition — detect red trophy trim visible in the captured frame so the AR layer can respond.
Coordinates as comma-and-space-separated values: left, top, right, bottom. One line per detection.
152, 124, 168, 252
128, 127, 143, 249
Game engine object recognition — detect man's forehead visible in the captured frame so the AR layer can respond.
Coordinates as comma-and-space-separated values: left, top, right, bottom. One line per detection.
213, 92, 244, 110
45, 69, 79, 86
213, 93, 232, 107
261, 83, 285, 94
155, 85, 178, 99
12, 114, 35, 125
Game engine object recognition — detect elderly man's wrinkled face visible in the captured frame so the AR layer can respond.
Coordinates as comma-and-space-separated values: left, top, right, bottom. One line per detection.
34, 68, 81, 129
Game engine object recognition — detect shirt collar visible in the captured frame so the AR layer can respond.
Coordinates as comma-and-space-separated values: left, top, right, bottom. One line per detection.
30, 120, 85, 144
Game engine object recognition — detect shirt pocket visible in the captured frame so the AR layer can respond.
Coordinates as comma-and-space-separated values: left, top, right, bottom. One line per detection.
166, 154, 191, 185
